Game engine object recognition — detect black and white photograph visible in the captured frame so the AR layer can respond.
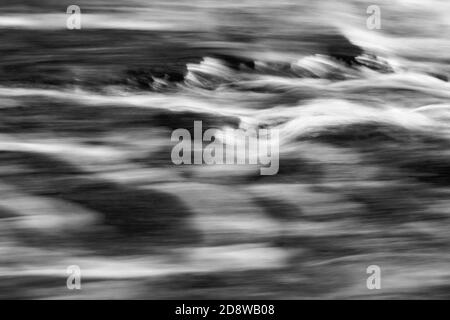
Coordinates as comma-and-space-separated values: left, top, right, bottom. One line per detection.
0, 0, 449, 302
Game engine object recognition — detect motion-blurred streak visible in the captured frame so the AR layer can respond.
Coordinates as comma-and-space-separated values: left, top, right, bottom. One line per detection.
0, 0, 449, 299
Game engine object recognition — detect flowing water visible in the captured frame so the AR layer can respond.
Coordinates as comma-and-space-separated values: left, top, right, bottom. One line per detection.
0, 0, 449, 299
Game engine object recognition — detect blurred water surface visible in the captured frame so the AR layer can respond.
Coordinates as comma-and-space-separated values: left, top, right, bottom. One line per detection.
0, 0, 449, 299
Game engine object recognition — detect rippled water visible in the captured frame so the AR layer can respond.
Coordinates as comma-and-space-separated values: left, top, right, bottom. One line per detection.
0, 0, 449, 299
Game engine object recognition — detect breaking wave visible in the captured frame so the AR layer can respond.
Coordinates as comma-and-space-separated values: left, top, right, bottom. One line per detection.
0, 0, 449, 299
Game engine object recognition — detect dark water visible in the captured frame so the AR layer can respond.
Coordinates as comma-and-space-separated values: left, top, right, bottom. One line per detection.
0, 0, 449, 299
